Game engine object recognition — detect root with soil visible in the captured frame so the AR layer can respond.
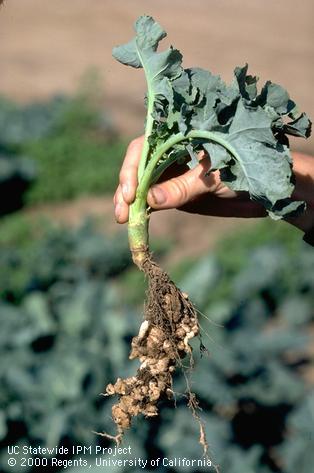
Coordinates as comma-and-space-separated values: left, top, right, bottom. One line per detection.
100, 249, 209, 456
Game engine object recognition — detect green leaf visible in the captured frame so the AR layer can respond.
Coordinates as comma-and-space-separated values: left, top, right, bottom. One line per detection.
203, 141, 231, 171
112, 16, 182, 86
221, 446, 266, 473
112, 15, 311, 219
263, 81, 292, 114
185, 143, 199, 169
282, 113, 312, 138
234, 64, 259, 101
218, 101, 294, 201
189, 68, 223, 130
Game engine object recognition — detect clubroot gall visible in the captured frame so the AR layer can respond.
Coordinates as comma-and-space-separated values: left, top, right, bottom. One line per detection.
99, 15, 311, 452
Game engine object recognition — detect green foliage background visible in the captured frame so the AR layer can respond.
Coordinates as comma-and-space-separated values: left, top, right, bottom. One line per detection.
0, 72, 126, 209
0, 82, 313, 473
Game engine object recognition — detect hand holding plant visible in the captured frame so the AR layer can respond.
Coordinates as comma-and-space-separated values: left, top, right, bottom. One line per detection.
114, 141, 314, 230
114, 135, 268, 221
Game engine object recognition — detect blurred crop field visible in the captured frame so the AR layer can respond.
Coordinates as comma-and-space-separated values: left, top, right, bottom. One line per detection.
0, 1, 314, 472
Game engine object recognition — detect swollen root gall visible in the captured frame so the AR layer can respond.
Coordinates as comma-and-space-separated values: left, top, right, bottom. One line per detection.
101, 255, 207, 452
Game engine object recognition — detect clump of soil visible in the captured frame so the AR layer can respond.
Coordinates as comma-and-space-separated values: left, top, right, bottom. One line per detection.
101, 254, 209, 453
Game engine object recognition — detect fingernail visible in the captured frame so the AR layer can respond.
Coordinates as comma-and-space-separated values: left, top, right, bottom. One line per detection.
115, 203, 121, 221
150, 186, 166, 205
122, 183, 129, 199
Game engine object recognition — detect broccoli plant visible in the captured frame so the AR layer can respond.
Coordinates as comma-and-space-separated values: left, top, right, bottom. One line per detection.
103, 15, 311, 448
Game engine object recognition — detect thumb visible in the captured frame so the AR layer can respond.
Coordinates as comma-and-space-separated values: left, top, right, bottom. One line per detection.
147, 162, 214, 209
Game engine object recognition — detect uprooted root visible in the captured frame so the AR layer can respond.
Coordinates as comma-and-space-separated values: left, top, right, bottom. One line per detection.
100, 254, 209, 455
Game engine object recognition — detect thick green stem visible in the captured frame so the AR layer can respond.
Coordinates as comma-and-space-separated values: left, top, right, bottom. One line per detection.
137, 100, 154, 182
128, 199, 149, 269
137, 48, 155, 182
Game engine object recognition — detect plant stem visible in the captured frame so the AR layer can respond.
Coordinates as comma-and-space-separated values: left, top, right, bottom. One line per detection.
141, 130, 239, 198
128, 130, 239, 268
128, 198, 149, 268
137, 99, 154, 182
137, 47, 155, 183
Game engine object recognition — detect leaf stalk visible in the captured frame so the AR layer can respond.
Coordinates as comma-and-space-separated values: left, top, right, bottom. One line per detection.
128, 129, 239, 267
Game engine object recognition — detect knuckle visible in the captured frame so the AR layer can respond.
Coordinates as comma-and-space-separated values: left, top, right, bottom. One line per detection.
169, 176, 189, 203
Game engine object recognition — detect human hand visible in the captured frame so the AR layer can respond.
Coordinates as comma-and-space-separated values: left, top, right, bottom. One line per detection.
113, 136, 267, 223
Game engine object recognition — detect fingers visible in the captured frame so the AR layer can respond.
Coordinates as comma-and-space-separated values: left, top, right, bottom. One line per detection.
119, 136, 144, 203
114, 136, 266, 222
114, 136, 144, 224
113, 184, 129, 223
147, 157, 224, 209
